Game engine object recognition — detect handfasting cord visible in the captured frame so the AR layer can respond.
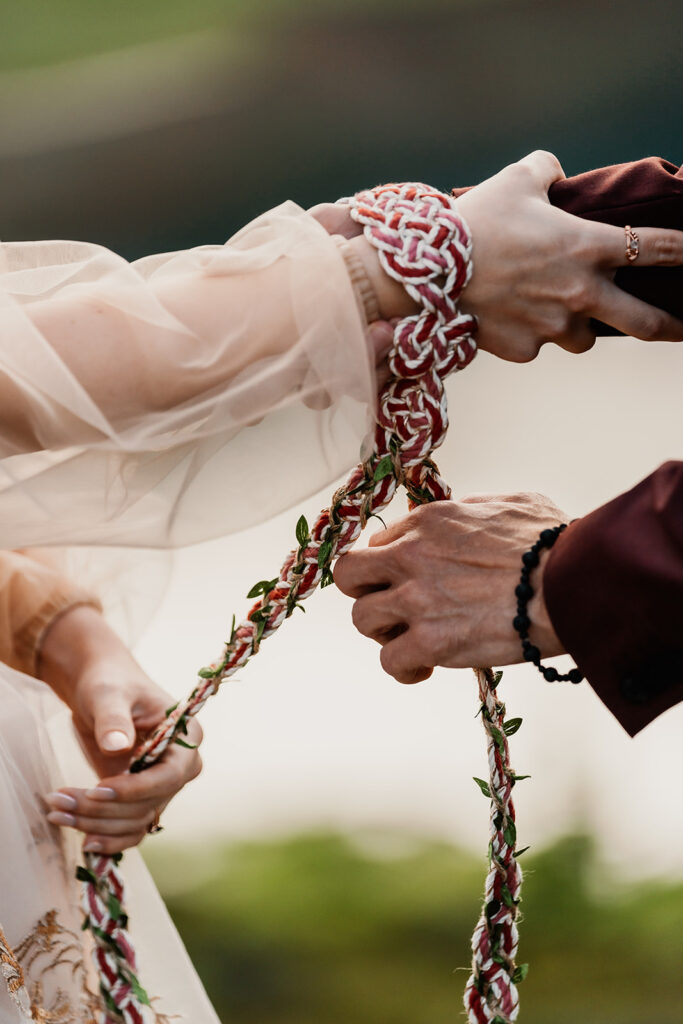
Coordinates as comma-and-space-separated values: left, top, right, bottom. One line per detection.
76, 183, 525, 1024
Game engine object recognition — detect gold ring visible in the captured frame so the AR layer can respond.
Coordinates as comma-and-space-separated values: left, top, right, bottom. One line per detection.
624, 224, 640, 263
147, 808, 163, 835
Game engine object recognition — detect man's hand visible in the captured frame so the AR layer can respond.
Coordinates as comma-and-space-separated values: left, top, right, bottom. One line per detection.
334, 494, 568, 683
38, 605, 202, 853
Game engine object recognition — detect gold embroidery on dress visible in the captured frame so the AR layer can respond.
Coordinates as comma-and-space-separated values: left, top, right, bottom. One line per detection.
2, 911, 176, 1022
0, 922, 33, 1020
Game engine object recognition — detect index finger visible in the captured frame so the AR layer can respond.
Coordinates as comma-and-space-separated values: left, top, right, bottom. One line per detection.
334, 547, 397, 598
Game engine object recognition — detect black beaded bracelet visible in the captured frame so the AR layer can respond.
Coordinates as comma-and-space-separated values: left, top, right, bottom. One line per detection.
512, 523, 583, 684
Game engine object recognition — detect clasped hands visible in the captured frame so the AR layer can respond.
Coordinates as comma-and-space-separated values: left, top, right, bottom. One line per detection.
320, 150, 683, 684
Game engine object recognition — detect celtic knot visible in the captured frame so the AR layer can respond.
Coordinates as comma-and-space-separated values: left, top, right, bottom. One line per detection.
376, 372, 447, 468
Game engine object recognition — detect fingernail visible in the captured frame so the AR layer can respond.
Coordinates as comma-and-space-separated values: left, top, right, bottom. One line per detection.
85, 786, 117, 800
83, 840, 102, 852
101, 730, 130, 752
47, 811, 76, 827
46, 792, 77, 812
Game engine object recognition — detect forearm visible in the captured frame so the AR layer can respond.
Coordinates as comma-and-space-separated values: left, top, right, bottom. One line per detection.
0, 203, 380, 455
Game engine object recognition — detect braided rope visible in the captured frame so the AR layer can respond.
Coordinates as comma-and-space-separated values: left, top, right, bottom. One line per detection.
73, 183, 525, 1024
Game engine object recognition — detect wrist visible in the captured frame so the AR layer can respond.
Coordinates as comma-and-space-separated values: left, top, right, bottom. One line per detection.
347, 236, 418, 321
527, 547, 564, 658
37, 604, 127, 704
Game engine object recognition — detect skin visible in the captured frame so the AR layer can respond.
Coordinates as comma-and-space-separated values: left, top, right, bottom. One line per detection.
38, 604, 202, 853
311, 150, 683, 361
334, 494, 567, 685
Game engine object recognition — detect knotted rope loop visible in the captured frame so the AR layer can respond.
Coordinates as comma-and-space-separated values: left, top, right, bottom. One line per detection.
73, 183, 524, 1024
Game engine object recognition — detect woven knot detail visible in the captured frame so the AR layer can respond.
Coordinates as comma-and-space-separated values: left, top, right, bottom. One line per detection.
390, 310, 478, 379
377, 373, 447, 468
341, 182, 477, 383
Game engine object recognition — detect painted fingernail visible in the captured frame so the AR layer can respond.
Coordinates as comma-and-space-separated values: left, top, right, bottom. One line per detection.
83, 840, 102, 852
47, 811, 76, 827
101, 730, 131, 752
46, 792, 77, 811
85, 787, 117, 800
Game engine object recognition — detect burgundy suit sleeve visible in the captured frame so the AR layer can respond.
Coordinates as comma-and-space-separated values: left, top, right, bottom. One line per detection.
452, 157, 683, 331
543, 462, 683, 736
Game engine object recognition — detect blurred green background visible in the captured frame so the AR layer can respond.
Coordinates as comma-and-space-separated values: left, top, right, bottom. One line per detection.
146, 831, 683, 1024
1, 2, 681, 1020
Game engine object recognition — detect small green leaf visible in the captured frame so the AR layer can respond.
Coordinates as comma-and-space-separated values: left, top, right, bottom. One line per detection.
320, 567, 334, 588
198, 667, 219, 679
100, 985, 121, 1015
514, 846, 531, 859
256, 617, 266, 642
368, 512, 387, 528
503, 717, 523, 737
164, 701, 179, 716
491, 951, 507, 965
128, 975, 151, 1006
246, 578, 278, 600
472, 777, 491, 798
503, 819, 517, 848
501, 884, 515, 908
228, 613, 237, 645
373, 455, 394, 481
317, 540, 333, 568
295, 514, 310, 547
513, 963, 529, 985
81, 915, 90, 931
489, 726, 505, 755
76, 866, 97, 885
492, 1016, 508, 1024
492, 670, 504, 687
174, 737, 198, 750
112, 852, 123, 865
107, 894, 122, 920
511, 774, 531, 783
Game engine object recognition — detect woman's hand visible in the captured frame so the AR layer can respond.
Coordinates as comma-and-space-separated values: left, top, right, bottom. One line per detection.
312, 153, 683, 365
38, 604, 202, 853
334, 493, 567, 684
454, 150, 683, 360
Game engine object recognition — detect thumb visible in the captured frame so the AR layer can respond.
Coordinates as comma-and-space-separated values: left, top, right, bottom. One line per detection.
94, 694, 136, 755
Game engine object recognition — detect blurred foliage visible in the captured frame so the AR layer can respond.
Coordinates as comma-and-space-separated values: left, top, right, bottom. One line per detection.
145, 832, 683, 1024
0, 0, 468, 71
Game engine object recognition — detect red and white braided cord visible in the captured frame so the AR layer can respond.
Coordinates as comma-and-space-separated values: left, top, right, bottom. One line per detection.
76, 183, 522, 1024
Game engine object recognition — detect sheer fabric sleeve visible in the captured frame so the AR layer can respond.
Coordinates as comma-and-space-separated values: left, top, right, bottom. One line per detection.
0, 202, 375, 549
0, 548, 101, 676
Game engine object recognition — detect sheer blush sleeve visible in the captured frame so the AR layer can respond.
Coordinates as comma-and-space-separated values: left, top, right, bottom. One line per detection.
0, 202, 376, 549
0, 549, 101, 676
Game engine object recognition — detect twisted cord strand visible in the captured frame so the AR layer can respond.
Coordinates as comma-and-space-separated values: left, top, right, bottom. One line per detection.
73, 183, 524, 1024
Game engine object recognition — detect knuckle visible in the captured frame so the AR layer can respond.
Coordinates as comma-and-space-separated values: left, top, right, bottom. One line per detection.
636, 311, 665, 341
564, 279, 590, 314
411, 623, 434, 661
653, 234, 681, 264
544, 308, 571, 338
379, 644, 395, 677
